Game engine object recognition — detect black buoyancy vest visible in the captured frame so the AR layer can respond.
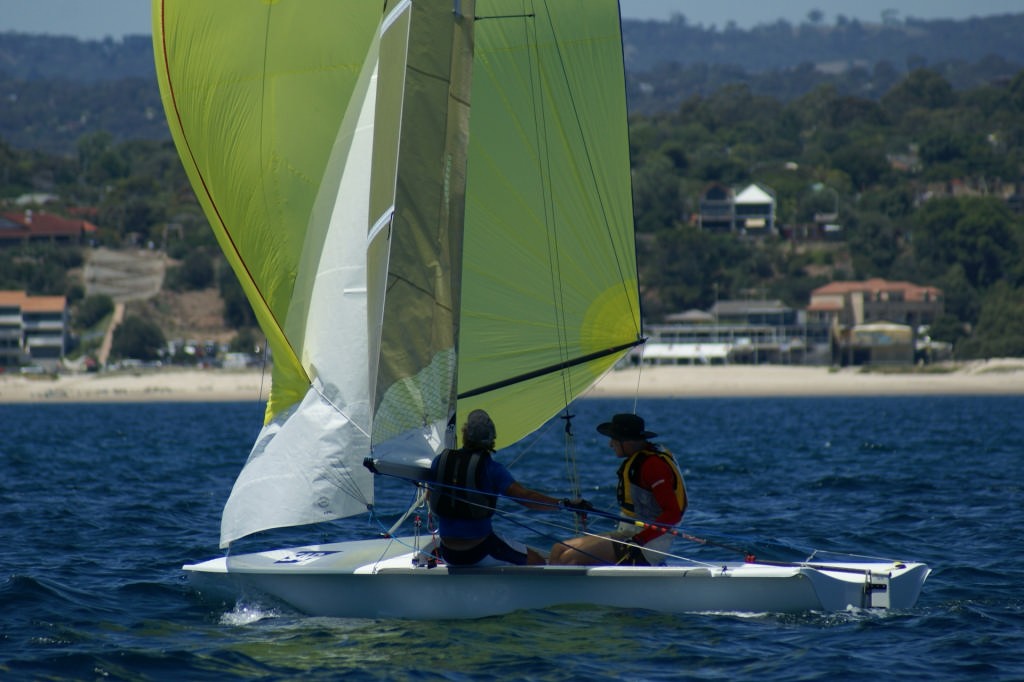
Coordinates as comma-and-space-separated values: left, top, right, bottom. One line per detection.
431, 447, 497, 520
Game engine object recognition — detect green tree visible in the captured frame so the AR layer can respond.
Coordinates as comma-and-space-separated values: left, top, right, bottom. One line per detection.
912, 197, 1021, 290
111, 315, 166, 361
881, 68, 956, 117
829, 143, 889, 190
74, 294, 114, 329
846, 211, 901, 277
218, 265, 257, 329
927, 313, 968, 345
638, 228, 752, 318
935, 263, 981, 326
167, 251, 215, 291
632, 153, 682, 232
957, 282, 1024, 358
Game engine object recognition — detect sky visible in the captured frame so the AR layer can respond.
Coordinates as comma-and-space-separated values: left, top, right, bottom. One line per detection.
0, 0, 1022, 40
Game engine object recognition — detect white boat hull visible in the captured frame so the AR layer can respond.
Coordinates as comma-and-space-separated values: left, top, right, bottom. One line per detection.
184, 537, 930, 619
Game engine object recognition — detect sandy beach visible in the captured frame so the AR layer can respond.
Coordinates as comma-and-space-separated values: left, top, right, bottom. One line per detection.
0, 368, 272, 404
2, 359, 1024, 404
588, 359, 1024, 398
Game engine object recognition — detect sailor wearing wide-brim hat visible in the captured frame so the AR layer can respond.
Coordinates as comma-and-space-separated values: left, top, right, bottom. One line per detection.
596, 413, 657, 441
549, 412, 687, 568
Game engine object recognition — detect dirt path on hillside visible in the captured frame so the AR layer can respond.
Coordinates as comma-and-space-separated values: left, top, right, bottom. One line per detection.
83, 248, 166, 302
96, 301, 125, 366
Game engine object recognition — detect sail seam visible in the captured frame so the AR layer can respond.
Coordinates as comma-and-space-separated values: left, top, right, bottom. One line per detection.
457, 338, 645, 399
474, 13, 535, 21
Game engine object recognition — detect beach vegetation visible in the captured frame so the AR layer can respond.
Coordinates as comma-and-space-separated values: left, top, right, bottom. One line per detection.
110, 315, 166, 362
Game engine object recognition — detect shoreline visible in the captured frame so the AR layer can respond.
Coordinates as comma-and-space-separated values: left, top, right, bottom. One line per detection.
588, 359, 1024, 398
2, 359, 1023, 404
0, 368, 272, 404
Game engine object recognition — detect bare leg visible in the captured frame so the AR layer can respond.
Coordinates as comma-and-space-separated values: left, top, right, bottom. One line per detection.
548, 535, 618, 565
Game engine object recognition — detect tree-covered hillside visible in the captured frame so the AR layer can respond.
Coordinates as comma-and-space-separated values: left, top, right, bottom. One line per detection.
3, 13, 1024, 153
1, 19, 1024, 361
629, 68, 1024, 358
621, 13, 1024, 73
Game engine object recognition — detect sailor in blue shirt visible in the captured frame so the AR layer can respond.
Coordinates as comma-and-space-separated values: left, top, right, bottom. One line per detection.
429, 409, 567, 567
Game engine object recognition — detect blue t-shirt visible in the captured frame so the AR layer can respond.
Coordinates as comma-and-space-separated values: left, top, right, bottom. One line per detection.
430, 452, 515, 539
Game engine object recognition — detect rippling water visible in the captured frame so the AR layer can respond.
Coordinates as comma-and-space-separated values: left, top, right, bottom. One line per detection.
2, 396, 1023, 680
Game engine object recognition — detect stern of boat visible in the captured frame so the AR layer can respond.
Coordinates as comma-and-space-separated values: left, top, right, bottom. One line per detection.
800, 561, 930, 611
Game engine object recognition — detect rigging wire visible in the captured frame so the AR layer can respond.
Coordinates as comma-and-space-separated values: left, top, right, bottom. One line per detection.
632, 344, 647, 414
514, 1, 583, 523
257, 337, 271, 414
535, 0, 642, 333
369, 469, 912, 570
372, 469, 700, 565
559, 412, 584, 533
516, 1, 576, 415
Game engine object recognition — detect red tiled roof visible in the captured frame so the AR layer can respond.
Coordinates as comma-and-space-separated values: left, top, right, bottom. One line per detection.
811, 278, 942, 302
0, 211, 94, 240
0, 290, 66, 312
22, 296, 67, 313
0, 291, 28, 307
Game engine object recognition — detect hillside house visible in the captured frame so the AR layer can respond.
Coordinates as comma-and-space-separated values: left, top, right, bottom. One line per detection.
698, 182, 733, 233
698, 183, 776, 237
733, 183, 776, 236
0, 210, 98, 246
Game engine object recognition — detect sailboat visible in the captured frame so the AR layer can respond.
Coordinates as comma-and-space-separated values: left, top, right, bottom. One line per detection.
153, 0, 929, 619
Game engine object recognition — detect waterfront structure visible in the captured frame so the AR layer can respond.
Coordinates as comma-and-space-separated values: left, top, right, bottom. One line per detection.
642, 299, 830, 366
639, 279, 944, 368
807, 278, 943, 329
807, 279, 944, 365
0, 291, 69, 369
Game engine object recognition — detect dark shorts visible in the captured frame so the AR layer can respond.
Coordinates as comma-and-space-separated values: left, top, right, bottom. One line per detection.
612, 539, 651, 566
439, 533, 528, 567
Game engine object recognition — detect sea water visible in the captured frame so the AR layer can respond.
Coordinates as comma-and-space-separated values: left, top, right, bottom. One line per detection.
2, 395, 1023, 680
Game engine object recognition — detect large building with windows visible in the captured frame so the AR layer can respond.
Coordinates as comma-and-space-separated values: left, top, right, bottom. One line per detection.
0, 291, 69, 369
806, 279, 945, 365
641, 299, 830, 366
636, 279, 945, 368
806, 279, 944, 329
